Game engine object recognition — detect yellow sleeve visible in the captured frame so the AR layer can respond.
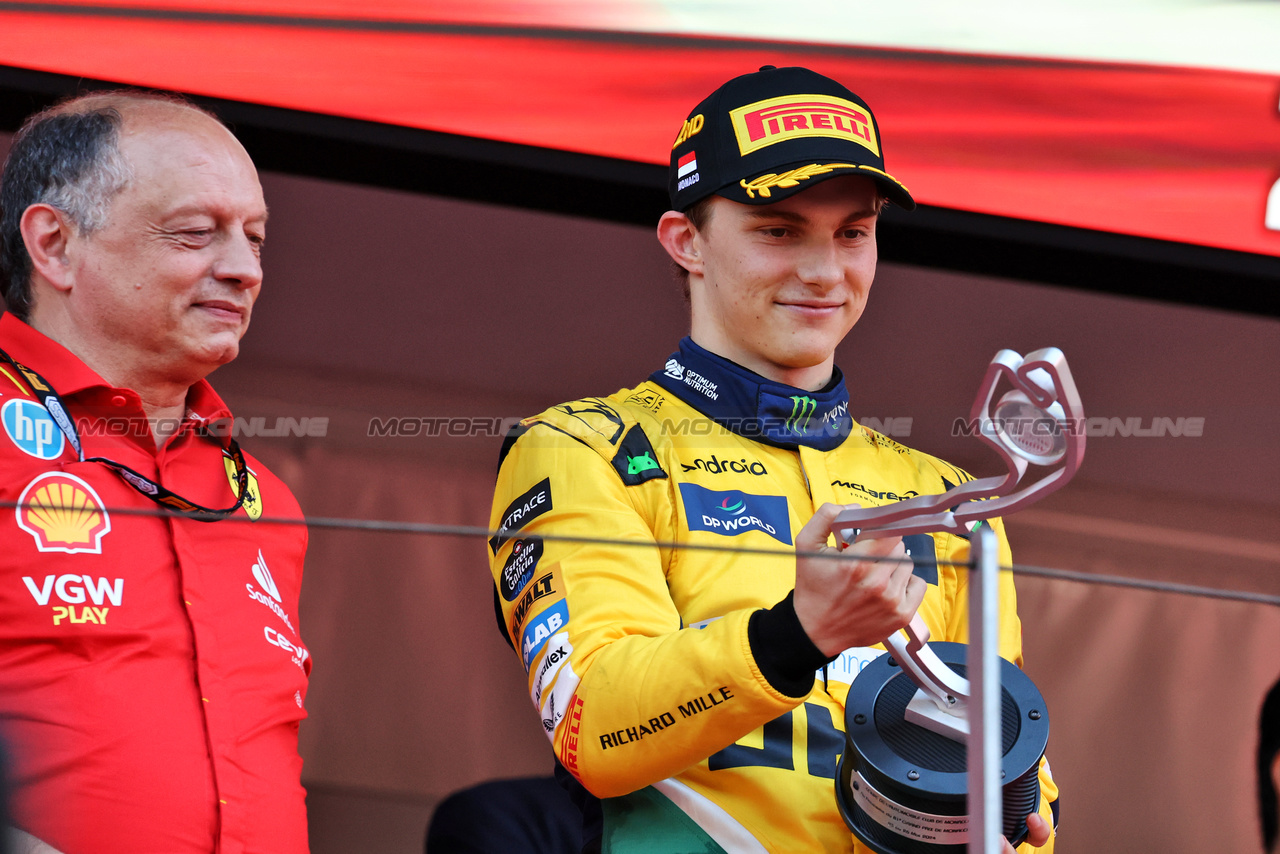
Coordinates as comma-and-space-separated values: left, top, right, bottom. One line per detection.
489, 422, 800, 798
942, 516, 1023, 666
1017, 755, 1060, 853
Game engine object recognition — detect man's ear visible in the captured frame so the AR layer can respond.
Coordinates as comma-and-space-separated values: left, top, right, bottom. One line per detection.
656, 210, 703, 278
20, 204, 77, 293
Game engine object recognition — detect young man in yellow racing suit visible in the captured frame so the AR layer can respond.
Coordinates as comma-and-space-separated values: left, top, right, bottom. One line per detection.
489, 66, 1058, 853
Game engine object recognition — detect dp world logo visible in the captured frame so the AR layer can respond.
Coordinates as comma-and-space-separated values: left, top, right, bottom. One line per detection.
717, 495, 746, 515
785, 396, 817, 434
2, 399, 64, 460
679, 483, 792, 544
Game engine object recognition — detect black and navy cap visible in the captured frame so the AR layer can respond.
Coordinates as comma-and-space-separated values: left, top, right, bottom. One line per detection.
668, 65, 914, 212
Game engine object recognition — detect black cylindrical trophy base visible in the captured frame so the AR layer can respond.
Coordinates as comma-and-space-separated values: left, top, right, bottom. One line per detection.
836, 642, 1049, 854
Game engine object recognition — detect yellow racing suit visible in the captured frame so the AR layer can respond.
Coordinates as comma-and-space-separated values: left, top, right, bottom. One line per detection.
489, 337, 1058, 853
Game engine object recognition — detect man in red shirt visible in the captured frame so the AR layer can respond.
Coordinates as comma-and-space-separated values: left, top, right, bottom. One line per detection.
0, 92, 310, 853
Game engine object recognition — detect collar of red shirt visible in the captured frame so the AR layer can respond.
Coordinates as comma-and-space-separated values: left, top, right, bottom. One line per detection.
0, 312, 234, 429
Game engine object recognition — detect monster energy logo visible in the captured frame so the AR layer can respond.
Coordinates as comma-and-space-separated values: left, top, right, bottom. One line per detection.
785, 396, 817, 433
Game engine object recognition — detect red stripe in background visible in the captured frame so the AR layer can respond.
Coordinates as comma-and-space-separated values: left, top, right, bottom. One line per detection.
1, 11, 1277, 256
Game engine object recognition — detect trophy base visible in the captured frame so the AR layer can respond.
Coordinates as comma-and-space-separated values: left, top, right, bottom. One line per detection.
837, 642, 1048, 854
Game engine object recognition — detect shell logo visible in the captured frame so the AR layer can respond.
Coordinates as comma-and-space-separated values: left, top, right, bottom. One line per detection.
16, 472, 111, 554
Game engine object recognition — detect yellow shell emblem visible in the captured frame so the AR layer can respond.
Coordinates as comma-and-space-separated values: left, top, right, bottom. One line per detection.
224, 455, 263, 521
16, 472, 111, 553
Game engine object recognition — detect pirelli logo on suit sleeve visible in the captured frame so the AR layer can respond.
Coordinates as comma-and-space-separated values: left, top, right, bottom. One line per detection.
729, 94, 879, 157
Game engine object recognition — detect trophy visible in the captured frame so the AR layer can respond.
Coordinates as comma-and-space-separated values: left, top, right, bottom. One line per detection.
832, 348, 1084, 854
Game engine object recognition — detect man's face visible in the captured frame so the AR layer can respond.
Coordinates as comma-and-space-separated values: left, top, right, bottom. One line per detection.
686, 175, 880, 385
66, 107, 266, 383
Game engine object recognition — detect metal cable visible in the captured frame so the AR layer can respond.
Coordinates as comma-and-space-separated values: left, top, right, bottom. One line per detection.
1008, 564, 1280, 607
4, 499, 1277, 606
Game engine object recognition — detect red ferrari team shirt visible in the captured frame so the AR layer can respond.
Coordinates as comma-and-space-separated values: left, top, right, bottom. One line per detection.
0, 314, 311, 854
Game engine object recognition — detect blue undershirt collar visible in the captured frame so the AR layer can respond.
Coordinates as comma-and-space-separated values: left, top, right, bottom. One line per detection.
648, 337, 853, 451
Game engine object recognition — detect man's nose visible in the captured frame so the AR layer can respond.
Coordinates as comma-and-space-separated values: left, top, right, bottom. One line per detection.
796, 242, 845, 289
214, 231, 264, 290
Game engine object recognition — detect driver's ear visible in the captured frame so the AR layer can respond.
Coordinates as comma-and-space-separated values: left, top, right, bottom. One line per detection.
657, 210, 702, 277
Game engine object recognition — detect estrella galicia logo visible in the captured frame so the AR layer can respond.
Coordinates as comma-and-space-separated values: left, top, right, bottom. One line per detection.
500, 537, 544, 601
679, 483, 792, 544
785, 395, 817, 434
2, 398, 65, 460
490, 477, 552, 553
522, 599, 569, 669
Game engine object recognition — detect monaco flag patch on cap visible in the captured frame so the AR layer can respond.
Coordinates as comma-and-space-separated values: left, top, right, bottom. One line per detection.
677, 151, 697, 178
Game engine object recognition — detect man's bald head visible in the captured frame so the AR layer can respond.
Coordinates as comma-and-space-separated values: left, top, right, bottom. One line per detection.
0, 90, 226, 320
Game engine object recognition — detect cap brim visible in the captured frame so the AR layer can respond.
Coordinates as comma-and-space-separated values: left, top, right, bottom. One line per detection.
716, 160, 915, 212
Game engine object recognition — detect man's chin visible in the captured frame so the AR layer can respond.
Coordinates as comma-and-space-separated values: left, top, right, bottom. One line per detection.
773, 339, 840, 371
185, 336, 242, 373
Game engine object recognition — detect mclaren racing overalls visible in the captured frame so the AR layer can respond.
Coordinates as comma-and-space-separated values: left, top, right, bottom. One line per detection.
489, 337, 1057, 853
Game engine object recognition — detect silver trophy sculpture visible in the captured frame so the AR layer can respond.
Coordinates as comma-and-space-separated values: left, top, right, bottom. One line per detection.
833, 348, 1083, 854
833, 347, 1084, 548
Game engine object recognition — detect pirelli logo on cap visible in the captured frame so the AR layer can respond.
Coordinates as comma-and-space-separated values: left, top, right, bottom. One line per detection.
730, 94, 879, 157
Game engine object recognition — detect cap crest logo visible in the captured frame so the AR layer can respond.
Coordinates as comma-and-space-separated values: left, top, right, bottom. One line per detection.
730, 94, 879, 157
740, 163, 860, 199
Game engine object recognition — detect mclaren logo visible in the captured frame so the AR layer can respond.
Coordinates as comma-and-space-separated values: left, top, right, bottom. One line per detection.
831, 480, 920, 502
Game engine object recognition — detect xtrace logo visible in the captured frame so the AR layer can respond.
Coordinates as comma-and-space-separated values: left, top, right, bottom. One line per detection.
491, 478, 552, 553
679, 483, 792, 544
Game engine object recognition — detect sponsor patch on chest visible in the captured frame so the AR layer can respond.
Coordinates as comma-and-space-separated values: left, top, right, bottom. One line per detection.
678, 483, 792, 545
